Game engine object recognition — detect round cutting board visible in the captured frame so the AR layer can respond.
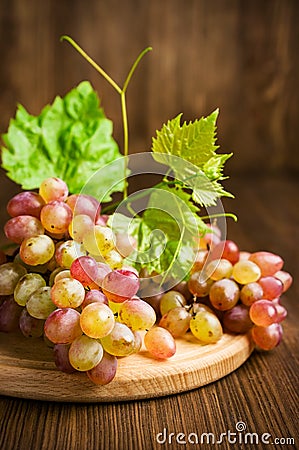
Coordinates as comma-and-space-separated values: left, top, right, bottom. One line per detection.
0, 331, 253, 403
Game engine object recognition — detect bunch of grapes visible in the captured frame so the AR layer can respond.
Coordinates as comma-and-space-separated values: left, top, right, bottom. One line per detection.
0, 177, 293, 386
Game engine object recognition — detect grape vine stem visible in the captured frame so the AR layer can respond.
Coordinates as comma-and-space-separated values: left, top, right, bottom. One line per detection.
60, 35, 152, 200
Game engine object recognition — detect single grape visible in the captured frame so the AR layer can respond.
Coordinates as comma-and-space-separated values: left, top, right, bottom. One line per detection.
144, 327, 176, 359
100, 322, 136, 357
53, 344, 76, 373
159, 290, 187, 316
249, 300, 278, 326
119, 298, 156, 331
66, 193, 101, 221
209, 240, 240, 264
0, 262, 27, 295
87, 351, 118, 385
248, 251, 284, 277
20, 234, 55, 266
80, 303, 115, 339
273, 270, 293, 293
159, 307, 191, 338
55, 240, 86, 268
26, 286, 56, 319
44, 308, 82, 344
223, 304, 253, 334
198, 226, 221, 250
188, 271, 213, 297
69, 335, 103, 371
83, 225, 115, 256
40, 200, 73, 234
14, 273, 46, 306
258, 276, 283, 300
209, 279, 240, 310
39, 177, 68, 203
7, 191, 45, 218
54, 270, 71, 283
101, 269, 140, 303
68, 214, 94, 243
51, 277, 85, 309
240, 282, 264, 306
70, 255, 101, 289
0, 296, 23, 332
251, 323, 283, 350
19, 309, 45, 338
205, 259, 233, 281
81, 290, 108, 309
4, 215, 44, 244
115, 232, 137, 257
232, 260, 261, 284
190, 310, 223, 344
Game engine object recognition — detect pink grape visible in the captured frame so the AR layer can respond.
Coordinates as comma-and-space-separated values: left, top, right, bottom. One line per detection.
0, 296, 23, 332
69, 335, 103, 371
53, 344, 76, 373
249, 300, 278, 326
100, 322, 136, 356
4, 215, 44, 244
188, 271, 213, 297
0, 262, 27, 295
39, 177, 68, 203
51, 278, 85, 309
40, 201, 73, 234
95, 262, 112, 286
7, 191, 45, 218
159, 307, 191, 338
80, 303, 115, 339
87, 351, 117, 385
249, 251, 284, 276
44, 308, 82, 344
240, 282, 264, 306
102, 269, 140, 303
272, 299, 287, 323
19, 309, 45, 338
55, 240, 86, 268
209, 279, 240, 310
115, 232, 137, 257
144, 327, 176, 359
66, 194, 101, 221
68, 214, 94, 243
274, 270, 293, 293
251, 323, 283, 350
81, 290, 108, 309
70, 255, 101, 289
223, 304, 253, 334
119, 298, 156, 331
258, 276, 283, 300
209, 240, 240, 264
20, 235, 55, 266
159, 290, 187, 315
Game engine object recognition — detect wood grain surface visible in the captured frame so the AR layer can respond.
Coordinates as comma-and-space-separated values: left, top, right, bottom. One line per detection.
0, 176, 298, 450
0, 331, 253, 403
0, 0, 299, 174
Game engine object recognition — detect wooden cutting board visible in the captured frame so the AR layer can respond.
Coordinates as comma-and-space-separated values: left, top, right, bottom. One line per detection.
0, 331, 253, 403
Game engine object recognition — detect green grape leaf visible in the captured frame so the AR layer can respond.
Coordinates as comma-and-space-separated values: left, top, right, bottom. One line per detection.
1, 81, 123, 201
152, 109, 233, 206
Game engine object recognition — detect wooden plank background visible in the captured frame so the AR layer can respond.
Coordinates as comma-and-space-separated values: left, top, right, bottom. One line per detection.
0, 0, 298, 177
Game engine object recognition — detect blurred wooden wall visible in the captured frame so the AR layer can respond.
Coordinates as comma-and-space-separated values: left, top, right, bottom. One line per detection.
0, 0, 298, 181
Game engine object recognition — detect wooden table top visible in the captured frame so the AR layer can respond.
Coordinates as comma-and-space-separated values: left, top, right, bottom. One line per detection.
0, 174, 298, 450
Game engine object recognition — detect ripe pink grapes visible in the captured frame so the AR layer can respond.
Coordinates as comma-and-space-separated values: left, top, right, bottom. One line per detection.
0, 177, 293, 386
